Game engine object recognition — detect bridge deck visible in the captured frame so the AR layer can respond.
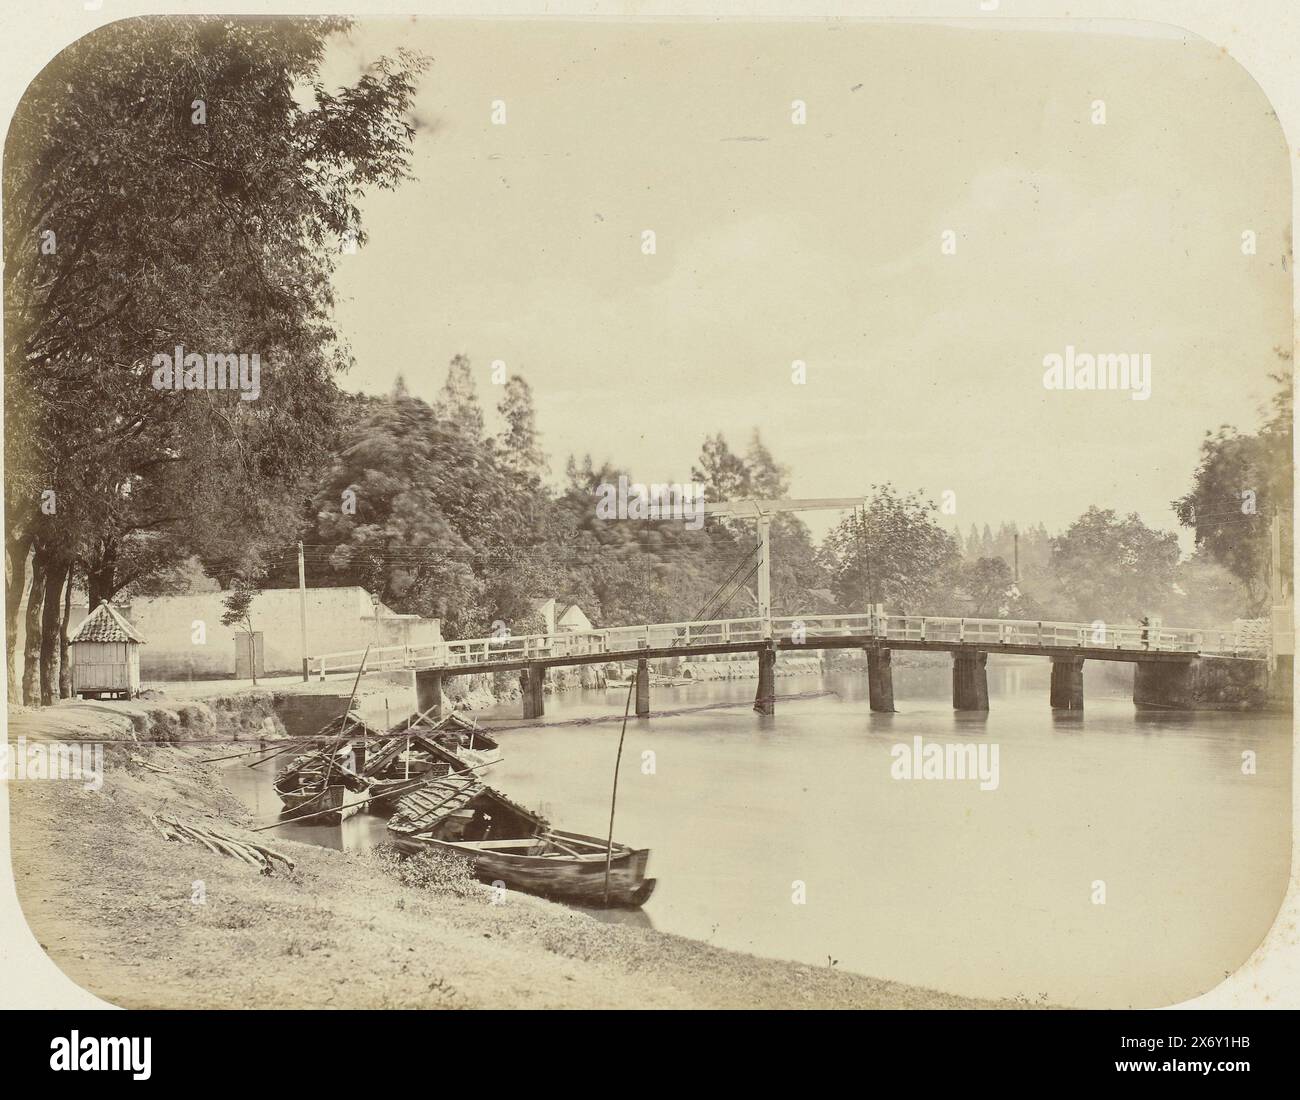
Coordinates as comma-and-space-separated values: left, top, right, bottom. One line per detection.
310, 613, 1267, 681
401, 636, 1198, 678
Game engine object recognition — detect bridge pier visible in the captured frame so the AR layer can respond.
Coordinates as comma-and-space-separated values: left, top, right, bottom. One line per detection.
754, 644, 776, 715
415, 670, 443, 719
1050, 656, 1084, 710
635, 659, 650, 717
952, 649, 989, 711
1134, 656, 1268, 710
866, 647, 895, 712
520, 666, 545, 719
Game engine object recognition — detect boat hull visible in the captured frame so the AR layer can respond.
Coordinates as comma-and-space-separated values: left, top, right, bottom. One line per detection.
277, 782, 369, 825
391, 830, 656, 908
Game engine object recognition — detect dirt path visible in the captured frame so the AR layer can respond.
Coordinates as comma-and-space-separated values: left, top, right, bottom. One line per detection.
6, 706, 1008, 1009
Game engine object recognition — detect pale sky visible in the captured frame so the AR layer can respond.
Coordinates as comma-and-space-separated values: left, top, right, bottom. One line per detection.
319, 18, 1291, 545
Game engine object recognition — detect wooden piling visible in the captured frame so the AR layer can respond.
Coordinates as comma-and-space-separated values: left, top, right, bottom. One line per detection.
1049, 656, 1084, 710
635, 659, 650, 717
952, 649, 989, 711
754, 644, 776, 715
866, 647, 895, 712
520, 666, 545, 719
415, 669, 443, 718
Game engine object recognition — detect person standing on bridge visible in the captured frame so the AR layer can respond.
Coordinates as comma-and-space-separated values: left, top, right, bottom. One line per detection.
1139, 616, 1150, 650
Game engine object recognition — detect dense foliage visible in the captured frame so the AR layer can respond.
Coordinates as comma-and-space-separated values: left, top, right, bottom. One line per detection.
4, 19, 1287, 706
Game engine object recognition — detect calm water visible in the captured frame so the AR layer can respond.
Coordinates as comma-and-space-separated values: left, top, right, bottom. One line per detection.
225, 658, 1291, 1007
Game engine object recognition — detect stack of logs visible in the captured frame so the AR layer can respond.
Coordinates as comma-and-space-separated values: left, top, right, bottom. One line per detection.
149, 812, 295, 875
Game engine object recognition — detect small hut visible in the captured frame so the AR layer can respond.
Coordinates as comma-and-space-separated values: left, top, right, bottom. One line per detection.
68, 601, 146, 700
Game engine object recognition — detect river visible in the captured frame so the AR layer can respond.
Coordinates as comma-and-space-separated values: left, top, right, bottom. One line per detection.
225, 656, 1291, 1008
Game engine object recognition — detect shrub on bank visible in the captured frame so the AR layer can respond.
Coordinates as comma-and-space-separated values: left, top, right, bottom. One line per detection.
371, 842, 477, 897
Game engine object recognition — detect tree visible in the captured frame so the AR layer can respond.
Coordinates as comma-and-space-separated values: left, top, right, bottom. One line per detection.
818, 485, 959, 613
495, 374, 547, 484
1159, 554, 1255, 628
435, 354, 485, 440
3, 17, 428, 702
691, 429, 789, 502
1172, 362, 1292, 613
1050, 507, 1180, 623
692, 433, 752, 503
221, 577, 262, 685
961, 556, 1013, 617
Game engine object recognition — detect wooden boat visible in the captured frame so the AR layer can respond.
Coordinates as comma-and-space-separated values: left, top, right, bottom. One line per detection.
387, 778, 656, 908
273, 715, 377, 824
361, 712, 502, 814
361, 733, 457, 814
398, 710, 500, 767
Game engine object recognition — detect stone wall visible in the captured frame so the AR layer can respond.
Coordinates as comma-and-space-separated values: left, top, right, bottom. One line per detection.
1133, 656, 1270, 711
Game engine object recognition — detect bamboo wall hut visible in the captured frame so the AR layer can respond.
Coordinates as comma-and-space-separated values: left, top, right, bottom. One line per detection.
68, 601, 146, 700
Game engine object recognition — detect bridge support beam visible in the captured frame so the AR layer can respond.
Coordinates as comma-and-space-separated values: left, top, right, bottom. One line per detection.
952, 649, 989, 711
754, 644, 776, 715
866, 647, 895, 712
415, 670, 443, 719
520, 667, 545, 720
635, 659, 650, 717
1050, 657, 1084, 710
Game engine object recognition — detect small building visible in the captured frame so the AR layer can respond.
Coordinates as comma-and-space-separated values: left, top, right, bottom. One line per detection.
69, 601, 146, 700
529, 598, 595, 635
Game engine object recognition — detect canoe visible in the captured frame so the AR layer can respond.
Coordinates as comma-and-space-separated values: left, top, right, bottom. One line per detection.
390, 829, 656, 908
273, 717, 376, 824
387, 778, 655, 908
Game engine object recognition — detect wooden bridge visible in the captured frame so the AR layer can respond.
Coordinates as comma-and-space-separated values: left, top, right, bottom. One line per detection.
308, 611, 1270, 718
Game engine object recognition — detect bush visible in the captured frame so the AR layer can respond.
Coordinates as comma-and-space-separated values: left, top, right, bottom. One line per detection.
372, 842, 477, 897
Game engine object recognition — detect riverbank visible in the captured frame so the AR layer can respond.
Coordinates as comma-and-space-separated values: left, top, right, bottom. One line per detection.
6, 701, 1010, 1009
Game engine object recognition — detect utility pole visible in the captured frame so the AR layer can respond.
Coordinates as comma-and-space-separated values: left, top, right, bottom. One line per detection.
1013, 531, 1020, 584
298, 541, 309, 682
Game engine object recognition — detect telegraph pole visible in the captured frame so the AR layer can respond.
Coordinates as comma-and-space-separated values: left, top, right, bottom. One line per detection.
298, 541, 309, 681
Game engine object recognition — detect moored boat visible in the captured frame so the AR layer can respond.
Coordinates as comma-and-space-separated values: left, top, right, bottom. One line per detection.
386, 778, 656, 908
361, 712, 502, 813
273, 714, 378, 824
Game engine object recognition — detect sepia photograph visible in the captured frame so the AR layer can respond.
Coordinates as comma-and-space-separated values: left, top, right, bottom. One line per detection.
0, 2, 1296, 1071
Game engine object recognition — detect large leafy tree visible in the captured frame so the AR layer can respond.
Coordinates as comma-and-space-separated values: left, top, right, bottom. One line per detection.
3, 16, 428, 701
960, 556, 1014, 617
286, 387, 480, 633
1172, 364, 1293, 613
818, 484, 959, 613
1049, 507, 1180, 623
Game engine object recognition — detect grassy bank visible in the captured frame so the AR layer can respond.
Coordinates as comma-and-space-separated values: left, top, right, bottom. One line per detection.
7, 702, 1007, 1009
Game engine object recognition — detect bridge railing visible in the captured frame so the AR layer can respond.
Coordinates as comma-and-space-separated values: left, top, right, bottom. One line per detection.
875, 615, 1206, 652
599, 617, 768, 655
310, 643, 415, 678
307, 613, 1267, 678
